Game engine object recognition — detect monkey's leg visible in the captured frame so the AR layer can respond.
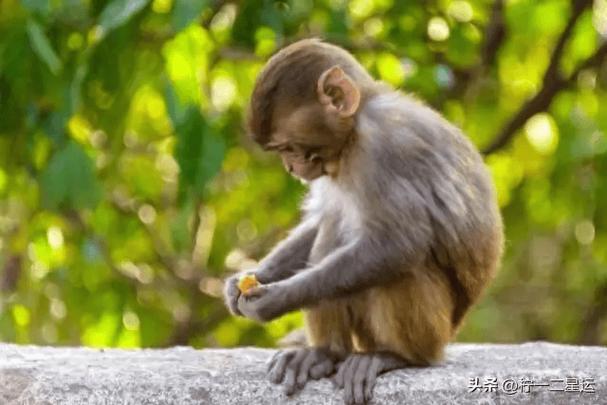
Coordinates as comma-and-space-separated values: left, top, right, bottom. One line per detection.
267, 300, 351, 395
336, 271, 454, 404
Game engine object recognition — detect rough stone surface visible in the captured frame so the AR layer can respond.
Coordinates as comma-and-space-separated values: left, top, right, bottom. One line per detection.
0, 342, 605, 404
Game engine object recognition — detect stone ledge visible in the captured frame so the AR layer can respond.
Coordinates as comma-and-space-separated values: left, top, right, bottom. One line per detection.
0, 342, 605, 404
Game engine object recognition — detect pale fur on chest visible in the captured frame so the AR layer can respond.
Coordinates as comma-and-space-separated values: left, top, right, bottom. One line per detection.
302, 92, 405, 243
304, 177, 362, 243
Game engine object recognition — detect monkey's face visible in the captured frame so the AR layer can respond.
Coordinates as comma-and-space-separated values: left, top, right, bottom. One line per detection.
267, 104, 349, 182
278, 147, 325, 181
254, 65, 361, 182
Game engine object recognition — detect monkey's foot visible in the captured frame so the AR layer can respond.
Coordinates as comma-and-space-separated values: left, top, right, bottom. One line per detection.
266, 347, 339, 395
333, 352, 408, 405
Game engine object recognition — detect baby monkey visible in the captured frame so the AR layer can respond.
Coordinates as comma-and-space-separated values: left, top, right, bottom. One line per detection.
224, 38, 503, 404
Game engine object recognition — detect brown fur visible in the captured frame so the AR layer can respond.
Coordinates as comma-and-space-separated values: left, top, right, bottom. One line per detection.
248, 38, 376, 147
237, 38, 504, 383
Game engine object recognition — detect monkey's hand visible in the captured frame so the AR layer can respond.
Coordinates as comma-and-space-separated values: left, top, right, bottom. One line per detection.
223, 271, 256, 316
237, 282, 292, 322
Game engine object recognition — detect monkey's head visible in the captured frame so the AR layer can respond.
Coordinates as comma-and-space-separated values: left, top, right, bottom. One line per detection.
247, 39, 376, 181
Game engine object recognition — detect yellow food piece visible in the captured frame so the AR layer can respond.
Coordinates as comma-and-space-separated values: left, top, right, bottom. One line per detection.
238, 274, 259, 295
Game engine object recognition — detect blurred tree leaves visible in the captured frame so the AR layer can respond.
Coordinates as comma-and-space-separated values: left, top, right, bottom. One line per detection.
0, 0, 606, 349
40, 141, 101, 210
167, 89, 226, 203
26, 20, 62, 75
98, 0, 149, 35
172, 0, 209, 32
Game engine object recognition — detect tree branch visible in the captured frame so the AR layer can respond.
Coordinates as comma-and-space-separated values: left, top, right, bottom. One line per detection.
482, 0, 597, 155
440, 0, 507, 107
579, 281, 607, 344
481, 0, 507, 70
0, 254, 22, 293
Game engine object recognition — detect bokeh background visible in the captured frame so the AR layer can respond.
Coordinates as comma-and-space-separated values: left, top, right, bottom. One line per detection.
0, 0, 606, 348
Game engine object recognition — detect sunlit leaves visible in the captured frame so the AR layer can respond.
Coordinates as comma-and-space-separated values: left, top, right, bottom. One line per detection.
2, 0, 607, 349
348, 0, 393, 21
595, 0, 607, 37
20, 0, 51, 17
98, 0, 150, 36
210, 74, 237, 111
164, 76, 226, 204
254, 26, 277, 57
231, 0, 284, 47
26, 20, 61, 75
173, 107, 225, 203
448, 1, 474, 23
525, 113, 559, 155
40, 142, 102, 210
209, 4, 237, 43
82, 311, 121, 347
427, 17, 450, 41
119, 155, 164, 200
486, 152, 524, 207
172, 0, 209, 32
163, 25, 213, 107
564, 11, 599, 73
446, 23, 482, 67
376, 53, 405, 86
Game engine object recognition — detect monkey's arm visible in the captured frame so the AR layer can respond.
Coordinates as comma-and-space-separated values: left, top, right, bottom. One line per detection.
238, 163, 434, 322
255, 219, 319, 283
224, 219, 318, 316
287, 237, 409, 301
238, 226, 430, 322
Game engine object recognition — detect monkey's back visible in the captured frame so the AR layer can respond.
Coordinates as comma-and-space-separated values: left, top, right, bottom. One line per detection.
308, 91, 504, 330
370, 92, 503, 327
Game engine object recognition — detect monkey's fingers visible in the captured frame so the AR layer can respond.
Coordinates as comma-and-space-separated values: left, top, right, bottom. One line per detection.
266, 350, 283, 373
363, 357, 382, 402
309, 358, 334, 380
352, 355, 372, 405
223, 278, 242, 316
241, 283, 268, 299
344, 354, 374, 405
332, 357, 351, 389
295, 348, 335, 388
294, 350, 318, 389
282, 349, 309, 395
359, 353, 408, 403
342, 355, 364, 405
267, 350, 295, 384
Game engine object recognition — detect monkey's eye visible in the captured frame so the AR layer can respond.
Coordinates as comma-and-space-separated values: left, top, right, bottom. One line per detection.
304, 150, 321, 162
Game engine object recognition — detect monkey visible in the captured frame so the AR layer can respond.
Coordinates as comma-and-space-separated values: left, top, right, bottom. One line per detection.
223, 38, 503, 405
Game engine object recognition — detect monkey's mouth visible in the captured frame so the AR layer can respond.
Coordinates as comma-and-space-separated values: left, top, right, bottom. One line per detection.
296, 177, 309, 185
291, 167, 325, 182
291, 172, 323, 183
287, 160, 326, 182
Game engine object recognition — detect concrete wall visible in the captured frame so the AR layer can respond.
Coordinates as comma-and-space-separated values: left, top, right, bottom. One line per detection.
0, 342, 605, 404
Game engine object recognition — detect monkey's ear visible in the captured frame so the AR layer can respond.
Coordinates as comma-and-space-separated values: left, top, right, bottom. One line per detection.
317, 66, 361, 117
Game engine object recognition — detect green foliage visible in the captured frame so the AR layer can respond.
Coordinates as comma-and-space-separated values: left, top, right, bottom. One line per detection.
26, 20, 62, 75
166, 86, 226, 203
98, 0, 150, 35
0, 0, 606, 348
172, 0, 209, 32
40, 141, 102, 209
